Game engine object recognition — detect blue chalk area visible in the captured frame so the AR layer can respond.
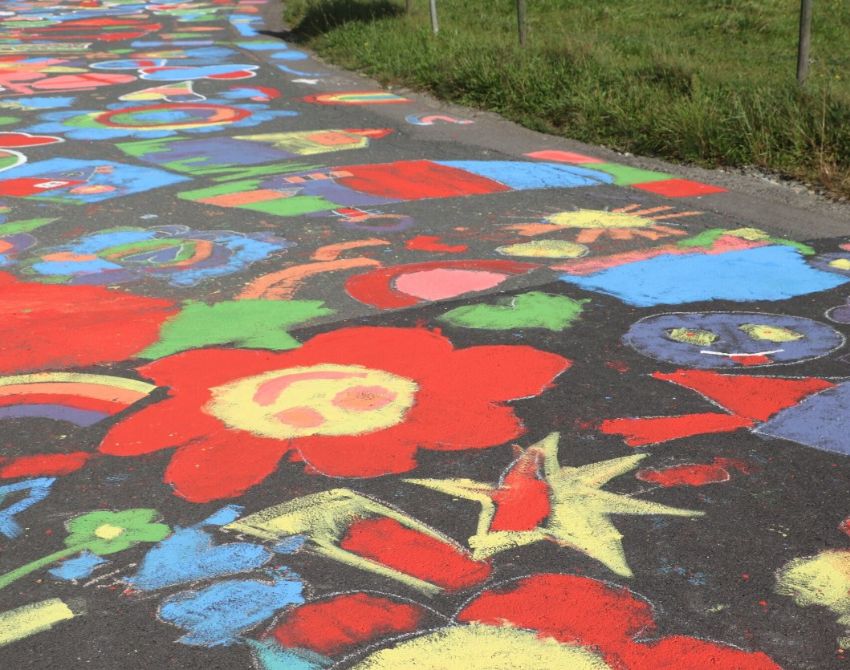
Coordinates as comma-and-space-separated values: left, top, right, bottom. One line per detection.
159, 573, 304, 647
756, 381, 850, 456
238, 41, 290, 51
0, 477, 55, 539
128, 527, 272, 591
198, 505, 243, 528
248, 640, 332, 670
5, 159, 189, 203
272, 536, 306, 554
437, 160, 614, 189
272, 51, 309, 61
560, 246, 849, 307
11, 96, 76, 109
49, 551, 108, 581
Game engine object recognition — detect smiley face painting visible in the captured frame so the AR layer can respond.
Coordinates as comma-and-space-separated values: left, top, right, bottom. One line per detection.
624, 312, 844, 368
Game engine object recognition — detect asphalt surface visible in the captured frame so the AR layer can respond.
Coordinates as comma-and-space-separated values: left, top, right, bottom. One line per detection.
0, 1, 849, 669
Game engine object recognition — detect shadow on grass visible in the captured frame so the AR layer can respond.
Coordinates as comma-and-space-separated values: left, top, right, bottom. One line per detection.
269, 0, 404, 42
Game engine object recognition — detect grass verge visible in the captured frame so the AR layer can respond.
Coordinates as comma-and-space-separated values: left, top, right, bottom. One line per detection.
282, 0, 850, 199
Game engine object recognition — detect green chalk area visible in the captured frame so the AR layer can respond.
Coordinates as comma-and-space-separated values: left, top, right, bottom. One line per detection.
283, 0, 850, 198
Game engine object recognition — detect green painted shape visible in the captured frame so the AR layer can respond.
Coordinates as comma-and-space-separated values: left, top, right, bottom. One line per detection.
0, 117, 20, 126
241, 195, 333, 216
438, 292, 588, 331
587, 162, 672, 185
0, 218, 58, 234
678, 228, 816, 255
677, 228, 725, 248
140, 299, 334, 359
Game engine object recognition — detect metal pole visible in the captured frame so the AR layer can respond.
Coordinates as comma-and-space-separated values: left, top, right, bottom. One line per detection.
797, 0, 813, 85
516, 0, 527, 47
429, 0, 439, 34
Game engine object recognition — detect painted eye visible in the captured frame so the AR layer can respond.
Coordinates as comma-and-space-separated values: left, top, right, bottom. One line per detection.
665, 328, 717, 346
739, 324, 803, 342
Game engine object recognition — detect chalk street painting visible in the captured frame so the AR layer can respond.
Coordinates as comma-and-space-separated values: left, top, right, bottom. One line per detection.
0, 0, 846, 669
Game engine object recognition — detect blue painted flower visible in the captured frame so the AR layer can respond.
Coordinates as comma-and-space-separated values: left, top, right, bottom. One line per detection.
24, 224, 290, 287
159, 571, 304, 646
24, 99, 297, 141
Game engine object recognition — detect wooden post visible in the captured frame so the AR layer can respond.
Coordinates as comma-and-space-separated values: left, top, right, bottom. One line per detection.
797, 0, 813, 85
406, 0, 412, 13
516, 0, 527, 47
429, 0, 439, 34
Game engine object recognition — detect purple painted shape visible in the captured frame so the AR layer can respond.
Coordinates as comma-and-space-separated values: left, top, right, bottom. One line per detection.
0, 405, 108, 426
756, 380, 850, 456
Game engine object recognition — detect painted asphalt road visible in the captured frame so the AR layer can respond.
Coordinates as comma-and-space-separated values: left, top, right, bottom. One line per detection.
1, 1, 850, 669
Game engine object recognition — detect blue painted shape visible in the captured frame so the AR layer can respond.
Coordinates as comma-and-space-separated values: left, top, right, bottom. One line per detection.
140, 65, 259, 81
248, 640, 332, 670
437, 160, 614, 189
560, 246, 849, 307
238, 41, 290, 51
0, 159, 188, 204
272, 536, 307, 554
200, 505, 243, 527
756, 380, 850, 455
9, 96, 76, 110
128, 527, 271, 591
159, 572, 304, 646
272, 51, 309, 61
0, 477, 55, 539
49, 551, 107, 581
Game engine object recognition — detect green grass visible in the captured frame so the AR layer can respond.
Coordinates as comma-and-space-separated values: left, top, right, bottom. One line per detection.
282, 0, 850, 198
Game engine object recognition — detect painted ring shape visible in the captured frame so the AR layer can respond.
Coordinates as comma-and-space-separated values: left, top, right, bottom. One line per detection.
95, 103, 251, 130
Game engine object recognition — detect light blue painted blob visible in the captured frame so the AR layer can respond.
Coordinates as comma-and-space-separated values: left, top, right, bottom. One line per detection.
272, 51, 309, 61
0, 477, 55, 539
437, 160, 614, 189
248, 640, 332, 670
238, 41, 290, 51
159, 573, 304, 647
560, 246, 849, 307
272, 537, 306, 554
200, 505, 243, 527
128, 527, 271, 591
49, 551, 108, 581
8, 96, 76, 109
756, 380, 850, 456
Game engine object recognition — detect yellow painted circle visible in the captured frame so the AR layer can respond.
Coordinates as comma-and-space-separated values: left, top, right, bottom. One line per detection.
205, 364, 418, 439
349, 623, 611, 669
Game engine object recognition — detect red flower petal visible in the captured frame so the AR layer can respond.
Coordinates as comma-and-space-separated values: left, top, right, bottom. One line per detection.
437, 345, 570, 402
272, 326, 455, 379
402, 400, 526, 452
269, 593, 429, 657
624, 636, 782, 670
164, 432, 291, 502
457, 573, 654, 656
99, 398, 221, 456
292, 429, 419, 477
457, 574, 781, 669
136, 348, 295, 391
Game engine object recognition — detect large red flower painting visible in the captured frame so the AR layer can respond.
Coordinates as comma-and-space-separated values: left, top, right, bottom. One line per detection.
100, 327, 569, 502
0, 272, 177, 374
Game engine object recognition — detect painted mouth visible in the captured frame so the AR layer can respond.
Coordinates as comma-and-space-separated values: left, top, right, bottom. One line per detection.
699, 349, 783, 365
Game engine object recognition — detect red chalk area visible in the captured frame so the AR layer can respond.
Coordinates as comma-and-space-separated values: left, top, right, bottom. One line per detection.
340, 517, 492, 591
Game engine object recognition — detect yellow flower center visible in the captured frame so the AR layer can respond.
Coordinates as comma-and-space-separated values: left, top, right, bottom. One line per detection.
349, 624, 611, 669
205, 364, 418, 439
94, 524, 125, 540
